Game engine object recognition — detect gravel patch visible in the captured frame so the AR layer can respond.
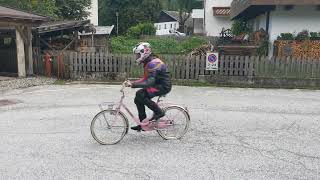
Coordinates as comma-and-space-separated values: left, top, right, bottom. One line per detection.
0, 77, 56, 92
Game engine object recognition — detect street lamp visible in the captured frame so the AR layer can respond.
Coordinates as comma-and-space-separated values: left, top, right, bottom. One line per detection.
116, 12, 119, 36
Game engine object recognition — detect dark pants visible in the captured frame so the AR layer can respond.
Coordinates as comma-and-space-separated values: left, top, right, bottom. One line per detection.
134, 86, 171, 121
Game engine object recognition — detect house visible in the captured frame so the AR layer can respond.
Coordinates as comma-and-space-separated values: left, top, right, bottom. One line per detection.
192, 9, 204, 35
79, 25, 114, 53
0, 5, 49, 77
87, 0, 98, 26
154, 10, 192, 36
231, 0, 320, 57
36, 20, 94, 51
204, 0, 233, 36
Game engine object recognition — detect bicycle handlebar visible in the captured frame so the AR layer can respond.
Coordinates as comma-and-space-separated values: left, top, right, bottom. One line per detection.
120, 81, 127, 93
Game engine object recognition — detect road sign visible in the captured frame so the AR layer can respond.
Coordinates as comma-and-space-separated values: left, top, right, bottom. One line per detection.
206, 52, 219, 71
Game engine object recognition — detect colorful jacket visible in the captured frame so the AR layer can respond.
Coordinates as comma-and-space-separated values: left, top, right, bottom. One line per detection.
132, 57, 171, 89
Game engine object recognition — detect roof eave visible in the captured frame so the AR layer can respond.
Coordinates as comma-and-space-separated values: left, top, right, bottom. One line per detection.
0, 5, 50, 22
231, 0, 320, 20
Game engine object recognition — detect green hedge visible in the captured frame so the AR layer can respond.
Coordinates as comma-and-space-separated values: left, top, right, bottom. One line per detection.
111, 36, 207, 54
126, 23, 156, 38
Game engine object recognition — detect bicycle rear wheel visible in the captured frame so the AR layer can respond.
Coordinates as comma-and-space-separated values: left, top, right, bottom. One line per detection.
90, 110, 128, 145
157, 105, 190, 140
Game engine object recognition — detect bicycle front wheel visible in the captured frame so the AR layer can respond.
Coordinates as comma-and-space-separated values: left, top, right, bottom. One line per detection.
157, 105, 190, 140
90, 110, 129, 145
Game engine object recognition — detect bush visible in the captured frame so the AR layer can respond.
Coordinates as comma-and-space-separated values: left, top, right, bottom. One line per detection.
231, 19, 251, 36
111, 36, 207, 54
310, 32, 320, 40
295, 30, 310, 41
126, 26, 141, 39
126, 23, 156, 38
277, 33, 294, 40
140, 23, 156, 36
310, 32, 318, 38
256, 39, 270, 56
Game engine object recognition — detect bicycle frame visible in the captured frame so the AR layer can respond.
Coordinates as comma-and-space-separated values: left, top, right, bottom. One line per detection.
114, 82, 170, 131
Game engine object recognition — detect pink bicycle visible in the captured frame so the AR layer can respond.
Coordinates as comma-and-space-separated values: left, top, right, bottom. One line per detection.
90, 81, 190, 145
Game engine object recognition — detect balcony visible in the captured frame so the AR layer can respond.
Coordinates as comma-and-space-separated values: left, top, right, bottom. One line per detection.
231, 0, 320, 20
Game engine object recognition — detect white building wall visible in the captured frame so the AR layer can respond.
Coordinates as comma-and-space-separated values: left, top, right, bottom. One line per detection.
87, 0, 98, 26
205, 0, 233, 36
269, 6, 320, 43
267, 5, 320, 56
154, 21, 179, 35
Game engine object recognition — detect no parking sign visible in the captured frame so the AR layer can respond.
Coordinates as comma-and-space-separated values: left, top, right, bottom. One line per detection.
206, 52, 219, 71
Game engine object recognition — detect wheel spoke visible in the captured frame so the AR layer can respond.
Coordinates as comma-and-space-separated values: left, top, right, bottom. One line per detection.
157, 106, 190, 140
91, 110, 128, 145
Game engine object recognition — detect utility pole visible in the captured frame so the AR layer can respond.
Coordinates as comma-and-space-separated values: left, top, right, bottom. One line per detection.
116, 12, 119, 36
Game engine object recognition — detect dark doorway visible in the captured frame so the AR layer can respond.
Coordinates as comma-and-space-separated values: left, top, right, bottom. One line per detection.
0, 28, 17, 75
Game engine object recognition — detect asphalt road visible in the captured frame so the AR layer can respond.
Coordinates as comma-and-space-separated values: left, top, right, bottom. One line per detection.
1, 85, 320, 180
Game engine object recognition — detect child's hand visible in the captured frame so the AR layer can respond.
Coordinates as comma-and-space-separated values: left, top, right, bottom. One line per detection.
124, 81, 132, 87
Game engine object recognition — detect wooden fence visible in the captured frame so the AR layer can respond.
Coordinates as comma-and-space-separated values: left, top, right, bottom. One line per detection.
66, 52, 320, 80
33, 50, 72, 79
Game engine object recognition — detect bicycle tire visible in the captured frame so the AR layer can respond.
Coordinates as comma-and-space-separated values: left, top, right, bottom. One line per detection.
157, 105, 190, 140
90, 110, 129, 145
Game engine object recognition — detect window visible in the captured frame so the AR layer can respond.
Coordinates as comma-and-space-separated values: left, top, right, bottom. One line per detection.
174, 23, 176, 29
4, 38, 12, 45
170, 24, 173, 29
165, 24, 167, 29
159, 25, 161, 30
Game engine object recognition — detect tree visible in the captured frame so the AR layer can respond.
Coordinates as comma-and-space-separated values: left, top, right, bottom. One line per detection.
0, 0, 91, 20
176, 0, 192, 32
0, 0, 58, 18
55, 0, 91, 20
177, 0, 203, 33
99, 0, 161, 35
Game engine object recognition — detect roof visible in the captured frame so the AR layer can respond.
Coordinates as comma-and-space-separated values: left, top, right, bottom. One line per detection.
157, 11, 178, 23
36, 20, 94, 34
213, 7, 231, 17
162, 10, 193, 27
231, 0, 320, 19
163, 10, 180, 21
79, 25, 115, 36
0, 5, 49, 22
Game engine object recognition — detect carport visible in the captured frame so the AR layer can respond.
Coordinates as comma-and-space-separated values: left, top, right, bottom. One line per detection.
0, 5, 49, 77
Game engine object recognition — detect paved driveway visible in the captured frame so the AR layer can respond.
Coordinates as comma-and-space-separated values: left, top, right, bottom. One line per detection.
1, 85, 320, 180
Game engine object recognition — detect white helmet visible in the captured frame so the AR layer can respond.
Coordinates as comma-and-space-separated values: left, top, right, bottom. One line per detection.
133, 42, 152, 64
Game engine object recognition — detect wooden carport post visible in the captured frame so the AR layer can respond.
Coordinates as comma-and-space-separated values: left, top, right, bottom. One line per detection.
26, 26, 33, 75
15, 25, 26, 77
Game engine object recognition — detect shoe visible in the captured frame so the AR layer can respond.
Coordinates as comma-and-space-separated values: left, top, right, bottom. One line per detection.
150, 110, 165, 122
131, 125, 144, 131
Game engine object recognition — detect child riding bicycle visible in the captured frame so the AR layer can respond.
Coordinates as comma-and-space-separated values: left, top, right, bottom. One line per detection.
125, 42, 172, 131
